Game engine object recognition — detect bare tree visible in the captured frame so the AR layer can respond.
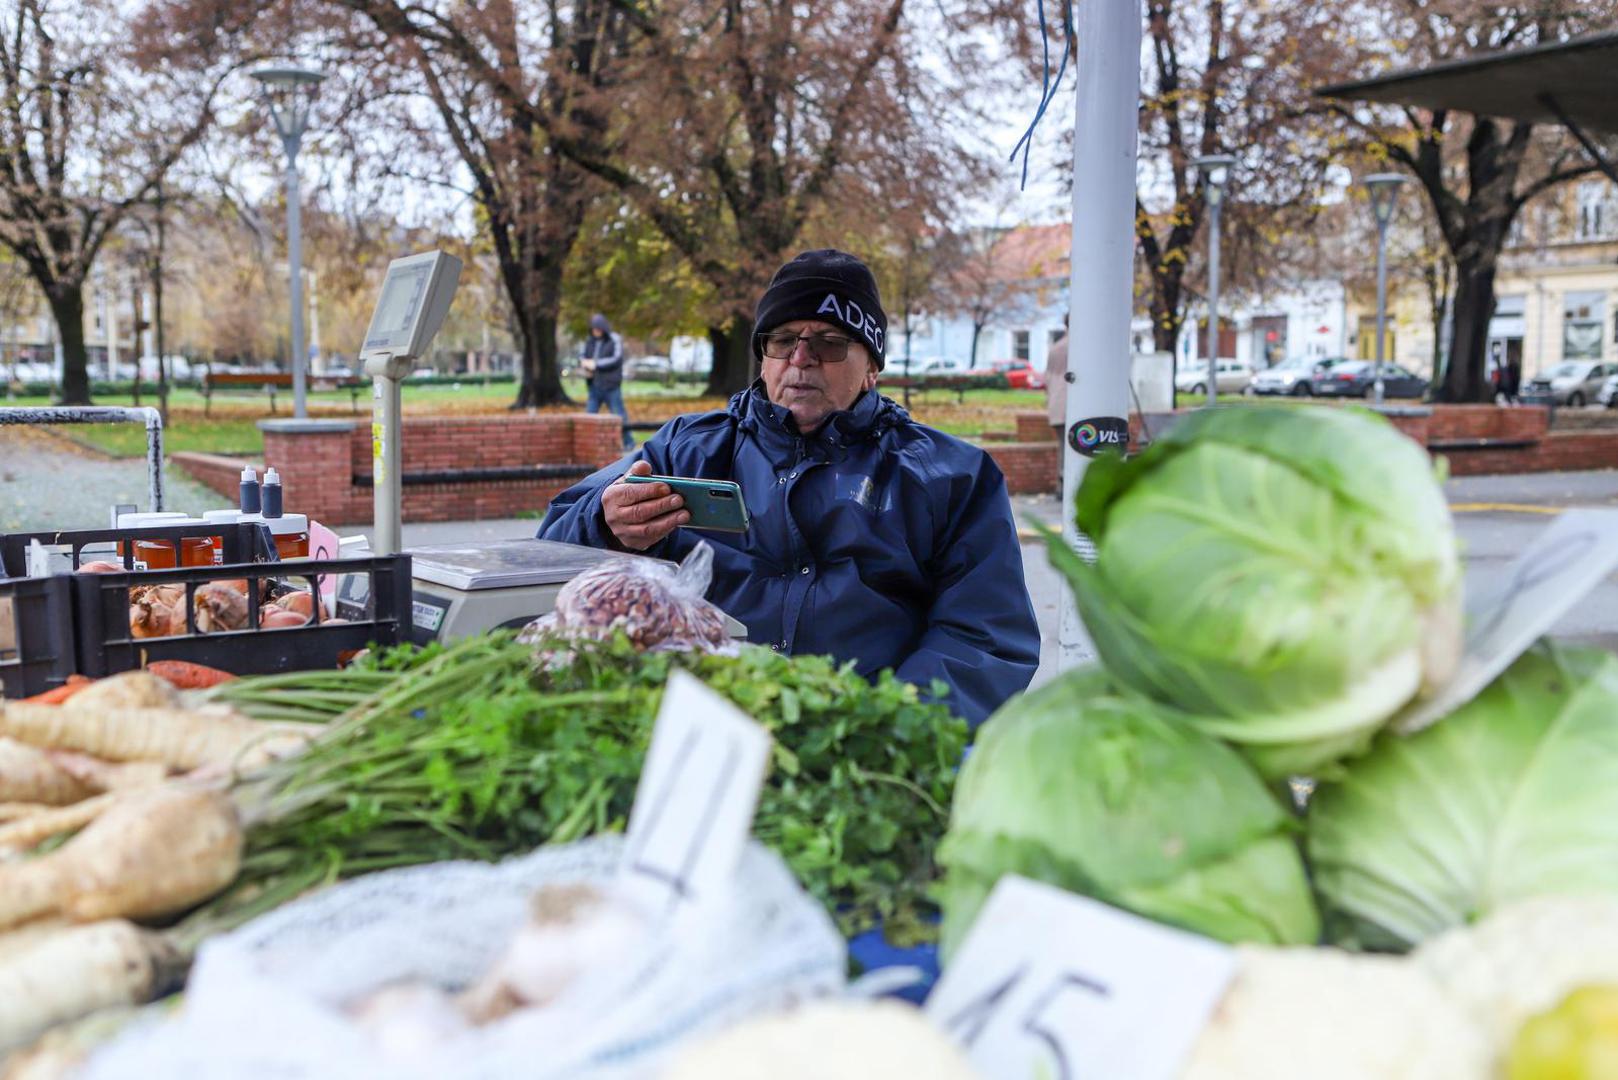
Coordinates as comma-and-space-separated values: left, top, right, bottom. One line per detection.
1132, 0, 1344, 355
553, 0, 1000, 396
0, 0, 235, 403
1320, 0, 1618, 401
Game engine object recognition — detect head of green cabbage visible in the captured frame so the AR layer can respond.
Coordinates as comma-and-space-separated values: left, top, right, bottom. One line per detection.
1049, 405, 1462, 779
936, 668, 1320, 960
1308, 644, 1618, 952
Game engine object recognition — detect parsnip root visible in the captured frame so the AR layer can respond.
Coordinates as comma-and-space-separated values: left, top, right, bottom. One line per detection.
0, 920, 180, 1053
0, 803, 52, 824
0, 785, 242, 930
0, 795, 116, 855
0, 702, 316, 771
0, 738, 98, 806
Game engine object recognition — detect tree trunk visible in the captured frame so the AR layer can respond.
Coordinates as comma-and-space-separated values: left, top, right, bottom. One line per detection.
1150, 266, 1184, 353
508, 254, 570, 409
1439, 260, 1497, 404
706, 313, 755, 398
48, 284, 90, 406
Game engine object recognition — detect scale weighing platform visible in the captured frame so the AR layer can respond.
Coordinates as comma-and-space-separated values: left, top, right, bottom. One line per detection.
407, 539, 629, 644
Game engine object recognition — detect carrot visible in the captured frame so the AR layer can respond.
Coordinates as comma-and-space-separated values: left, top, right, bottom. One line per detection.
0, 794, 116, 853
0, 702, 318, 771
0, 785, 242, 931
18, 676, 93, 707
0, 920, 182, 1053
0, 738, 98, 806
145, 660, 237, 691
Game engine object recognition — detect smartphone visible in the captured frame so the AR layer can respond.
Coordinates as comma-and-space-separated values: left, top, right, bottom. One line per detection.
623, 475, 751, 533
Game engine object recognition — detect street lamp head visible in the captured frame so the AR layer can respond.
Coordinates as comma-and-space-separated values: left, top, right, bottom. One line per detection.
1365, 171, 1408, 228
250, 65, 325, 145
1191, 154, 1237, 207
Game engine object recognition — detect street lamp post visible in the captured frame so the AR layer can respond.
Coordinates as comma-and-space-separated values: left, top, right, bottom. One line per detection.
1366, 172, 1408, 405
251, 65, 325, 420
1193, 154, 1236, 408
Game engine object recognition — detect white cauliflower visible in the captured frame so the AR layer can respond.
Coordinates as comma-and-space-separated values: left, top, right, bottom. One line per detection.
1415, 895, 1618, 1038
1181, 945, 1491, 1080
660, 999, 979, 1080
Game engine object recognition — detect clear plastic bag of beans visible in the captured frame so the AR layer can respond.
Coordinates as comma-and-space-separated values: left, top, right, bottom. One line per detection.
519, 541, 730, 653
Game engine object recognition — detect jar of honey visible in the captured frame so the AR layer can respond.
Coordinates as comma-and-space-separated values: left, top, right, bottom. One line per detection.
264, 514, 310, 560
116, 512, 213, 570
201, 510, 242, 565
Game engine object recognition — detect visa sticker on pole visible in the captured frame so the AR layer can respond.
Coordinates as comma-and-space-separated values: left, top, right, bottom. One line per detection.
1068, 416, 1129, 456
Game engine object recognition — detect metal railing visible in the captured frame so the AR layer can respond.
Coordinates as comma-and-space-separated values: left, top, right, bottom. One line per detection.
0, 406, 165, 511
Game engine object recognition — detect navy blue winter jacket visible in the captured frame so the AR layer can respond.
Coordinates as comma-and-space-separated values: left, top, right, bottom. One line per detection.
537, 382, 1040, 725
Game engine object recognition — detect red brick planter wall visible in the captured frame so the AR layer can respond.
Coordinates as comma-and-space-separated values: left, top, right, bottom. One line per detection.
991, 403, 1618, 495
174, 414, 625, 526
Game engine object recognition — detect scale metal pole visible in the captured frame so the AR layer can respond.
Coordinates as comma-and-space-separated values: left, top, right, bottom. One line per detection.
1058, 0, 1143, 670
369, 364, 407, 555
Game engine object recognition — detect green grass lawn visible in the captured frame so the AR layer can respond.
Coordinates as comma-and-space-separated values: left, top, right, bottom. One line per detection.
3, 378, 1053, 457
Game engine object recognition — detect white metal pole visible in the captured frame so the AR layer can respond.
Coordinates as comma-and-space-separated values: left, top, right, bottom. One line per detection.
1206, 197, 1222, 408
1374, 217, 1388, 404
1059, 0, 1143, 671
308, 268, 321, 375
287, 150, 308, 419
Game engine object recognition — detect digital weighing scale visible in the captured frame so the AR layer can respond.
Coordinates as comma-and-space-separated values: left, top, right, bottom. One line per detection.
404, 540, 622, 644
350, 252, 746, 643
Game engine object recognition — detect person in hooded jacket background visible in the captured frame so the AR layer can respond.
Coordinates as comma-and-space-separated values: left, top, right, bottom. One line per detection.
581, 313, 634, 450
539, 250, 1040, 726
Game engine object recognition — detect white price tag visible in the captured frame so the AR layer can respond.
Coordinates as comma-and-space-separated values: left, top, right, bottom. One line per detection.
1396, 507, 1618, 734
927, 876, 1235, 1080
618, 670, 771, 918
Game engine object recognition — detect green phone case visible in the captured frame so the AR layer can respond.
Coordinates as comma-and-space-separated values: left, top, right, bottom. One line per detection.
624, 475, 751, 532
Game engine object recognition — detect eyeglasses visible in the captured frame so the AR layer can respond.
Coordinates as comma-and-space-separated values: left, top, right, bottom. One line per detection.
757, 331, 855, 363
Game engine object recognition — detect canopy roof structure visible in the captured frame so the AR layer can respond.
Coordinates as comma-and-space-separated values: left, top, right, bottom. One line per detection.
1316, 31, 1618, 181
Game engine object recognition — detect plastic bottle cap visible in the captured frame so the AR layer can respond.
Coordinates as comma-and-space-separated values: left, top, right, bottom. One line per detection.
264, 467, 281, 485
241, 466, 259, 483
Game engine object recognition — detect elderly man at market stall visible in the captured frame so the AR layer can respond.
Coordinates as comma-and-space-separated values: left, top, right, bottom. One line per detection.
538, 249, 1040, 725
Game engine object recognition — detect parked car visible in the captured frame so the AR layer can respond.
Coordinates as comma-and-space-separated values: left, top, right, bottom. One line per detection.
976, 358, 1046, 390
1521, 361, 1617, 407
1312, 360, 1429, 399
1600, 373, 1618, 409
625, 355, 673, 381
1249, 356, 1345, 397
898, 356, 969, 376
1174, 359, 1254, 396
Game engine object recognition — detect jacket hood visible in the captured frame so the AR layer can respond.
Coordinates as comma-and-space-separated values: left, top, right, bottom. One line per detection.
728, 380, 910, 446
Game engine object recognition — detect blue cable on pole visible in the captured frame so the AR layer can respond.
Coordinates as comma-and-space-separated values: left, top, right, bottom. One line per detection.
1009, 0, 1077, 190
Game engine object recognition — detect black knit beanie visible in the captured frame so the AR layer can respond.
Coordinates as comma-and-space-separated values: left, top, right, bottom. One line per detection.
753, 249, 888, 369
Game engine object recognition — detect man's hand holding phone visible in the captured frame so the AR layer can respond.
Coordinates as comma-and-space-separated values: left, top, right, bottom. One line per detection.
602, 460, 689, 550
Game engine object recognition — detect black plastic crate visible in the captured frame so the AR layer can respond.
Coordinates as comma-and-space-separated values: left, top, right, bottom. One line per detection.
0, 521, 278, 578
70, 556, 413, 679
0, 575, 75, 699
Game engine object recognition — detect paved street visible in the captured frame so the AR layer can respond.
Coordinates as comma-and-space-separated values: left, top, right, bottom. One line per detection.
5, 427, 1616, 687
1017, 475, 1618, 686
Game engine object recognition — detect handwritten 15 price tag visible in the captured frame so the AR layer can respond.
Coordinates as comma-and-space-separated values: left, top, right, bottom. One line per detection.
618, 669, 772, 919
1395, 508, 1618, 734
926, 876, 1235, 1080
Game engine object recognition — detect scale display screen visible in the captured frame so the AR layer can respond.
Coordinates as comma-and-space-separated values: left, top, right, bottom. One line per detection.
363, 262, 433, 351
